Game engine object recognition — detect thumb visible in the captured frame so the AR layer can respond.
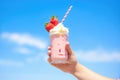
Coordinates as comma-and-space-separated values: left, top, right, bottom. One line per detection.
66, 42, 74, 56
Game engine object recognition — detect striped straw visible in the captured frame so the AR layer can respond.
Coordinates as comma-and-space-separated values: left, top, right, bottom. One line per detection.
61, 5, 73, 23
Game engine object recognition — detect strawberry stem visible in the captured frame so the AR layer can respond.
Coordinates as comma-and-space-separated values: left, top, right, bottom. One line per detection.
51, 16, 58, 19
45, 22, 49, 27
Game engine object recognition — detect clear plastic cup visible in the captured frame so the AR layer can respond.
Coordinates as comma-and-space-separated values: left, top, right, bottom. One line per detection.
50, 34, 68, 64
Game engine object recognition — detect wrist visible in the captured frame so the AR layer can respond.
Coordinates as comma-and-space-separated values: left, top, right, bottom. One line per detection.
71, 63, 86, 80
71, 63, 82, 76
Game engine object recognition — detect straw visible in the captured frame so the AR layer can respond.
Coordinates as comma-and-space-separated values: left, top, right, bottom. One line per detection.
61, 5, 73, 23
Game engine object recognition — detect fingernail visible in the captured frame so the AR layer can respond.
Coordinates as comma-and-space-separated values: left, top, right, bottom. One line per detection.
48, 50, 51, 53
48, 47, 51, 50
66, 42, 70, 45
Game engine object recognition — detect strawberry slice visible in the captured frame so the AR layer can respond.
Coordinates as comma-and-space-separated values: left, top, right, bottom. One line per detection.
45, 22, 54, 32
50, 16, 59, 26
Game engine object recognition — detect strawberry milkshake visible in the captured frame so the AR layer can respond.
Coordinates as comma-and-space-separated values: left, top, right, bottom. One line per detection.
50, 23, 69, 63
45, 5, 72, 63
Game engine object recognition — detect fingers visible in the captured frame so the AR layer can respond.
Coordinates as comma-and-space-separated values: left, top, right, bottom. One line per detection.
47, 57, 52, 63
48, 46, 51, 50
47, 50, 52, 63
48, 50, 51, 57
48, 46, 51, 56
47, 46, 52, 63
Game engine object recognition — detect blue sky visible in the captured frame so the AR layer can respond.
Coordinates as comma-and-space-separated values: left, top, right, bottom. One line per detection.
0, 0, 120, 80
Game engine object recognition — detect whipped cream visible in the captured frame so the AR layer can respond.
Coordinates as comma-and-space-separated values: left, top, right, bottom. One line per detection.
50, 23, 69, 35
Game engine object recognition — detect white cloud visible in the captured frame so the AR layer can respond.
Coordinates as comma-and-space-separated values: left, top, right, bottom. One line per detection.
0, 59, 24, 67
26, 53, 47, 63
1, 32, 47, 50
14, 47, 32, 54
75, 49, 120, 62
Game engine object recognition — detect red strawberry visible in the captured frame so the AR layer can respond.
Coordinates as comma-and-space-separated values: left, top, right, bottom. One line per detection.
50, 16, 59, 26
45, 22, 54, 32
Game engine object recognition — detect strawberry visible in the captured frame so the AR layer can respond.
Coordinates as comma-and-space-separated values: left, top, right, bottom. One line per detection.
50, 16, 59, 26
45, 22, 54, 32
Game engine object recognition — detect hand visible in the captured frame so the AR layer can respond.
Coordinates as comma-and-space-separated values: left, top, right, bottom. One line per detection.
47, 43, 79, 74
47, 43, 113, 80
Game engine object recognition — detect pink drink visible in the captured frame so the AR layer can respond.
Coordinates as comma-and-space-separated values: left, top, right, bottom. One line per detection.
50, 34, 68, 63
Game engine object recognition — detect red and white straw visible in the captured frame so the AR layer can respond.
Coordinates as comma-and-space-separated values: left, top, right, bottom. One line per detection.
61, 5, 73, 23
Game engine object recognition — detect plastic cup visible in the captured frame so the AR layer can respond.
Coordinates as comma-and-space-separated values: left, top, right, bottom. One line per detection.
50, 34, 68, 64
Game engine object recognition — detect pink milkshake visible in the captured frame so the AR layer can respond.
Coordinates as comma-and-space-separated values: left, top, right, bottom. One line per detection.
45, 5, 72, 63
50, 23, 69, 63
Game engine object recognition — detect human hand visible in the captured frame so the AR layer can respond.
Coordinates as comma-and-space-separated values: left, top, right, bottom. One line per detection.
47, 43, 114, 80
47, 43, 79, 74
